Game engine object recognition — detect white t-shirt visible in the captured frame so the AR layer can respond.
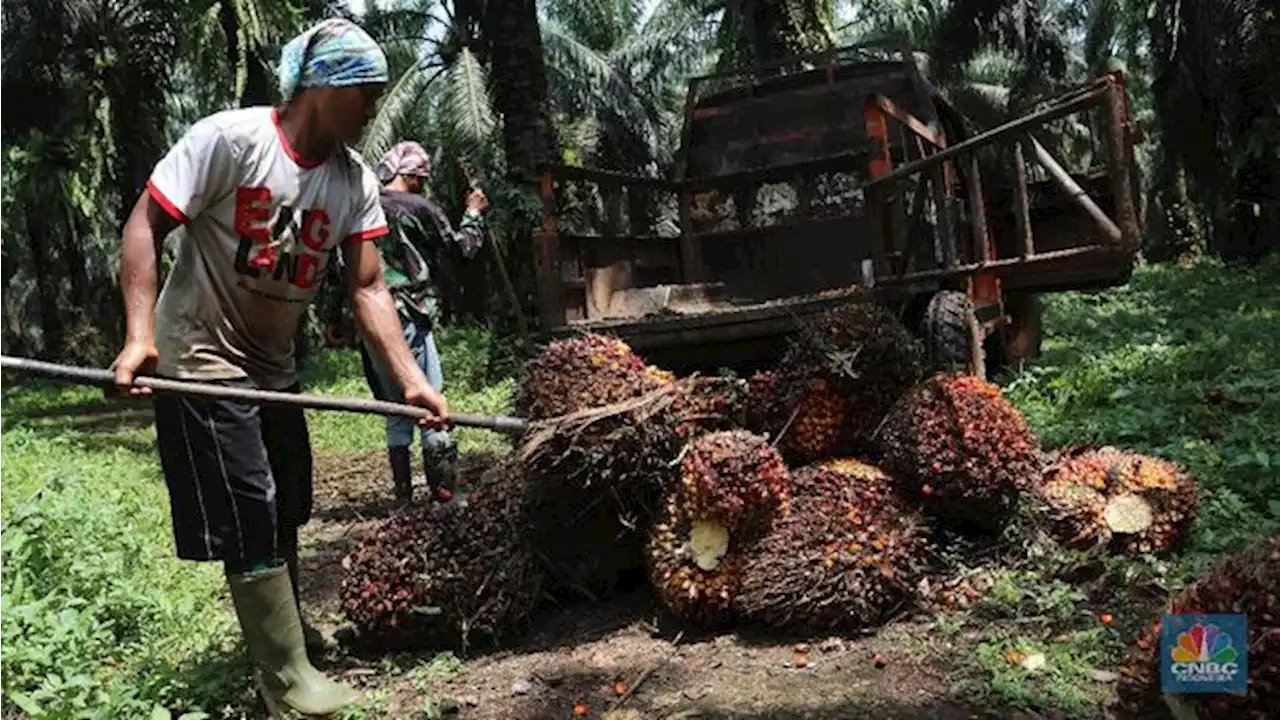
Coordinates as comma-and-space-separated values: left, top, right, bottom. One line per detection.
147, 106, 388, 390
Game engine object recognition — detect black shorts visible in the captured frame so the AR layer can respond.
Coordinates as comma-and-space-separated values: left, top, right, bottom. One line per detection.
152, 378, 313, 564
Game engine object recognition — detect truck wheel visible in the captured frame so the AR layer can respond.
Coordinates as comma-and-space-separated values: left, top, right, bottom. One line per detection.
920, 290, 984, 377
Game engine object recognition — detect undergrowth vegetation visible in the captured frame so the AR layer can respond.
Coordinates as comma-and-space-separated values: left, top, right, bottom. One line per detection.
2, 261, 1277, 718
942, 255, 1280, 716
0, 325, 517, 718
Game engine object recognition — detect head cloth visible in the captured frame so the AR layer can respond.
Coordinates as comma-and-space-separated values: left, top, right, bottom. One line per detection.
376, 141, 432, 183
277, 18, 389, 100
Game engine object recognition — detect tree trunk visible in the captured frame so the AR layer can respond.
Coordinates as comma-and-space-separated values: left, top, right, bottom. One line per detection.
24, 206, 65, 356
60, 226, 91, 316
483, 0, 556, 183
1145, 160, 1203, 262
220, 0, 272, 106
241, 56, 272, 107
0, 242, 9, 351
483, 0, 557, 332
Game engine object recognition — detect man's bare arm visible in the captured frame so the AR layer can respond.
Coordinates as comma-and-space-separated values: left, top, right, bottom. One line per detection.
342, 239, 450, 425
112, 192, 180, 395
122, 193, 180, 340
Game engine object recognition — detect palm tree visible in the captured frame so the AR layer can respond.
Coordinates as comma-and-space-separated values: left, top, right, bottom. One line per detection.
2, 0, 182, 359
1147, 0, 1279, 262
539, 0, 717, 174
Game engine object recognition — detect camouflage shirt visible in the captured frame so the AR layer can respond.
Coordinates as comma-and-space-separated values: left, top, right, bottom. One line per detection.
320, 188, 485, 332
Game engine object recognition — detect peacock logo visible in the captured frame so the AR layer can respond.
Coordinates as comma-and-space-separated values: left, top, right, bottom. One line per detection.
1167, 620, 1243, 688
1171, 623, 1239, 664
1161, 613, 1247, 694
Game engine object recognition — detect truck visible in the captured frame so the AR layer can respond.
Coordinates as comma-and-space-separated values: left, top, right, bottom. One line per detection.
530, 38, 1143, 379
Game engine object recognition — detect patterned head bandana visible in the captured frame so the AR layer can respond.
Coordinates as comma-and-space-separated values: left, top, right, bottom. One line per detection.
375, 141, 432, 183
277, 19, 389, 100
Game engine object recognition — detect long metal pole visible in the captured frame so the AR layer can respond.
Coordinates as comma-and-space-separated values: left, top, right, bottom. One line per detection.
0, 355, 530, 436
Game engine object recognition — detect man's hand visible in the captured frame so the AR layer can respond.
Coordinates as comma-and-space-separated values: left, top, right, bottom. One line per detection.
403, 380, 451, 431
466, 188, 489, 213
111, 340, 159, 397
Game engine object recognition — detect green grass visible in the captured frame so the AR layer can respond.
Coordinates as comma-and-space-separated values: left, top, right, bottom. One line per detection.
1, 325, 517, 718
0, 388, 251, 718
944, 255, 1280, 717
1004, 255, 1280, 567
299, 325, 518, 457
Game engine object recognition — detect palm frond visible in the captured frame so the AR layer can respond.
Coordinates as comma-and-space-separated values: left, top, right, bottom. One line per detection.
440, 46, 500, 175
361, 59, 446, 161
1083, 0, 1119, 74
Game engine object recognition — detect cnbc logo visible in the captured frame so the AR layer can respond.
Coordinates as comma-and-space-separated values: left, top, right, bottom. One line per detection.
1160, 613, 1248, 694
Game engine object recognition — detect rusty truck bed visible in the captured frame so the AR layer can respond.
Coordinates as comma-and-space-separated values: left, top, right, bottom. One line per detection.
550, 285, 869, 371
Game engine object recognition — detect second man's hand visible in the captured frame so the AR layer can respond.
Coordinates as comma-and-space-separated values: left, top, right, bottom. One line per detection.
466, 188, 489, 214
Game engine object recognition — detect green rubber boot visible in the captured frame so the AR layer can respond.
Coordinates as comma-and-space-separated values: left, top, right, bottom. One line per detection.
227, 565, 358, 717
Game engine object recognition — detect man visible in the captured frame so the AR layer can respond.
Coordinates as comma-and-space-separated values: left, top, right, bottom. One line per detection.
110, 19, 447, 717
322, 140, 488, 505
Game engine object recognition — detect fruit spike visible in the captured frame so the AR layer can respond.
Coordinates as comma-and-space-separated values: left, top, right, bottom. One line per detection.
338, 460, 545, 650
673, 376, 750, 440
513, 331, 667, 420
514, 333, 686, 600
646, 496, 747, 629
876, 372, 1043, 532
782, 379, 850, 462
676, 430, 791, 533
763, 297, 925, 462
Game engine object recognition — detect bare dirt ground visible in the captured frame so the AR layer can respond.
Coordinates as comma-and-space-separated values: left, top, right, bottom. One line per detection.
298, 452, 1004, 720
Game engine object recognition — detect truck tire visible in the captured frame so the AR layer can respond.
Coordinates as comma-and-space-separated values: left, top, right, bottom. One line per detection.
921, 290, 983, 377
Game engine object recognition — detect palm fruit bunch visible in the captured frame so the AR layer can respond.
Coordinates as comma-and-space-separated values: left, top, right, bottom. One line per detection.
876, 372, 1043, 531
737, 458, 931, 631
647, 430, 791, 627
673, 375, 750, 439
515, 336, 684, 599
647, 496, 750, 628
339, 461, 545, 651
764, 298, 925, 463
513, 332, 668, 420
1036, 445, 1198, 554
673, 430, 791, 531
743, 369, 777, 433
1113, 534, 1278, 719
519, 402, 683, 598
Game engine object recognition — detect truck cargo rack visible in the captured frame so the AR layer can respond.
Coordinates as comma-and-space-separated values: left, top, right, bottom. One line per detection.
530, 42, 1141, 372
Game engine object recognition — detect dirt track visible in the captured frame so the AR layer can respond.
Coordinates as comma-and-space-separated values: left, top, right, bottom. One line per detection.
298, 452, 1002, 719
